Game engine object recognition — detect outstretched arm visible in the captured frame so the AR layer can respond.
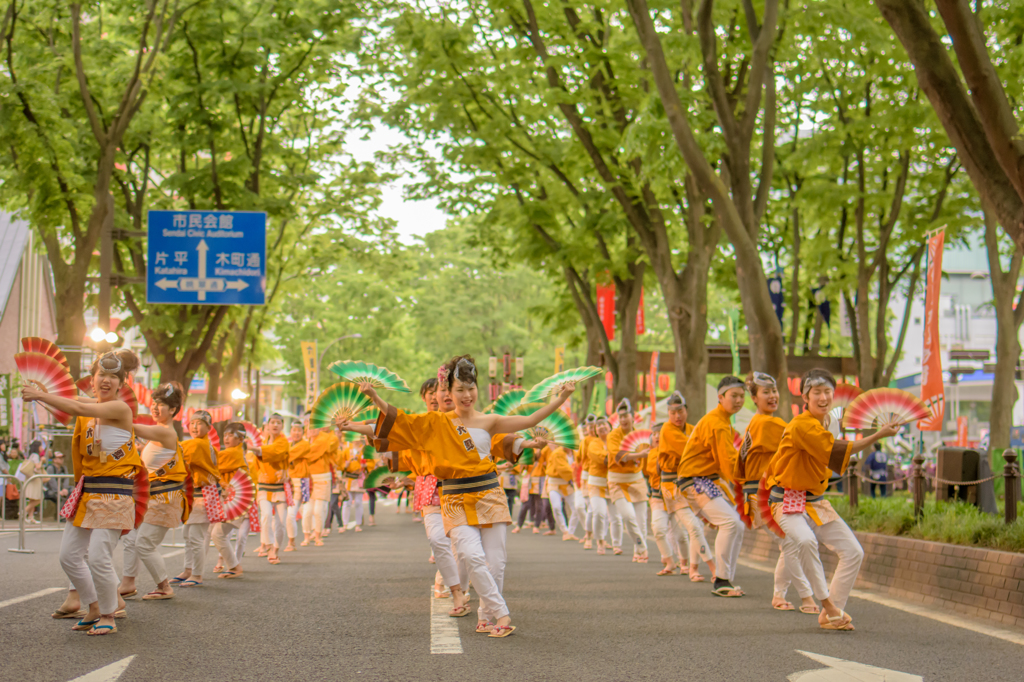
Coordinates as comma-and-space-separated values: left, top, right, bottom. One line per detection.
22, 385, 132, 424
848, 422, 899, 455
335, 419, 375, 437
133, 423, 178, 450
490, 384, 574, 434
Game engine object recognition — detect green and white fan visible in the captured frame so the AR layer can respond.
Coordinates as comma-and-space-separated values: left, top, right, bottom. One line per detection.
309, 382, 374, 428
522, 366, 602, 403
328, 360, 411, 393
364, 466, 412, 490
484, 389, 526, 415
356, 406, 380, 423
522, 410, 580, 450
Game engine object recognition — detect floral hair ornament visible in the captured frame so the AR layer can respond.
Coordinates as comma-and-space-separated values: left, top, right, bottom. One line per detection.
752, 372, 777, 388
667, 390, 686, 409
436, 364, 449, 391
616, 398, 633, 415
453, 358, 477, 385
717, 376, 746, 397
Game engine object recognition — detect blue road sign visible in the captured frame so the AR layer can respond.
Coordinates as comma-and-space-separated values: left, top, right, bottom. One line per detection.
146, 210, 266, 305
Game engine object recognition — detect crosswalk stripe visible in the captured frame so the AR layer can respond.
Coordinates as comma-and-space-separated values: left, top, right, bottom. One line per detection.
430, 588, 463, 654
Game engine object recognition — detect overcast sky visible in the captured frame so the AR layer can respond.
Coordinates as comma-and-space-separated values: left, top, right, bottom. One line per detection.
345, 125, 450, 243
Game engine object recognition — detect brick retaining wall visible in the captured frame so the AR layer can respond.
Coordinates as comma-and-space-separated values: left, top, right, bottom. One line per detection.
740, 529, 1024, 629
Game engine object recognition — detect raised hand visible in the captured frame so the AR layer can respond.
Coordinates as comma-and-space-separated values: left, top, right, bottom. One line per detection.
358, 381, 379, 403
556, 382, 576, 401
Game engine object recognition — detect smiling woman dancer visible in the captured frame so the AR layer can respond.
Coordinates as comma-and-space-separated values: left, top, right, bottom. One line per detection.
339, 355, 573, 639
22, 349, 144, 636
586, 417, 613, 556
174, 410, 220, 587
119, 382, 189, 601
606, 399, 650, 563
285, 421, 310, 551
736, 372, 815, 614
764, 369, 897, 631
210, 422, 251, 579
252, 414, 290, 564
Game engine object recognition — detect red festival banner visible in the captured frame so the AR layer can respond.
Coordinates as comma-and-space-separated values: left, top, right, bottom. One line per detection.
636, 287, 646, 335
596, 281, 616, 341
956, 416, 968, 447
919, 230, 945, 431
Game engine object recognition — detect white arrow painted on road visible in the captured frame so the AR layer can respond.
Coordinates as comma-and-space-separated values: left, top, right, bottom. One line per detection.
68, 656, 135, 682
789, 651, 921, 682
196, 239, 209, 301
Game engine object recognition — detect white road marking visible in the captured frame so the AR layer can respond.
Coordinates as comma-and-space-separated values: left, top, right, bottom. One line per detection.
162, 549, 185, 559
789, 651, 921, 681
430, 588, 463, 654
737, 557, 1024, 646
0, 587, 64, 610
68, 656, 136, 682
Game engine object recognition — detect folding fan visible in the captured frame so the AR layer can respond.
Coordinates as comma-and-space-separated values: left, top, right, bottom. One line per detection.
485, 390, 526, 415
207, 427, 221, 450
522, 366, 602, 403
355, 406, 380, 423
15, 352, 76, 424
134, 414, 157, 426
77, 376, 93, 396
507, 402, 544, 418
120, 384, 139, 417
363, 466, 412, 490
309, 382, 374, 428
327, 361, 411, 392
21, 337, 70, 373
841, 388, 929, 430
221, 470, 255, 521
241, 421, 263, 447
522, 410, 580, 450
829, 382, 864, 422
733, 430, 743, 451
619, 429, 653, 455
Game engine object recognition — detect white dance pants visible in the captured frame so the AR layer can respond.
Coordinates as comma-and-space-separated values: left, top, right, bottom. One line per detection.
698, 497, 744, 582
612, 498, 648, 553
211, 519, 244, 567
287, 479, 303, 539
300, 500, 314, 535
589, 494, 609, 543
183, 522, 212, 577
259, 499, 287, 548
671, 506, 713, 568
450, 524, 508, 623
608, 498, 623, 546
571, 488, 590, 537
778, 513, 863, 610
234, 518, 251, 559
650, 504, 679, 564
312, 499, 328, 532
548, 488, 575, 534
423, 512, 460, 589
342, 493, 364, 527
59, 524, 121, 614
123, 523, 172, 584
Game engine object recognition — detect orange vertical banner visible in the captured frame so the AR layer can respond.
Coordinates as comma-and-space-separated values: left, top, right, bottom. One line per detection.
956, 416, 968, 447
919, 230, 945, 431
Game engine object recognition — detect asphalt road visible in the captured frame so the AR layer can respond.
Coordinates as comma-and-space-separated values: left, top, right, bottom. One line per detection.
2, 504, 1023, 682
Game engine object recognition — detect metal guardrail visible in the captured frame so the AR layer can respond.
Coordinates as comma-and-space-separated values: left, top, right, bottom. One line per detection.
8, 473, 75, 554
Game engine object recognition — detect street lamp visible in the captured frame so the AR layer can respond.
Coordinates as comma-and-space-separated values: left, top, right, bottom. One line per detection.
231, 388, 249, 401
317, 333, 362, 387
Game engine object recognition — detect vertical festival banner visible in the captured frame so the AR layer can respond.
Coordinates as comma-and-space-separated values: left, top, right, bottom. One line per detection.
553, 346, 565, 374
956, 416, 968, 447
636, 287, 646, 335
300, 341, 318, 411
596, 278, 616, 341
648, 351, 660, 427
919, 229, 946, 431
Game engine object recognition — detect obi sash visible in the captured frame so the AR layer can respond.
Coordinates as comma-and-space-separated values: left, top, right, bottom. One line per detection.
742, 481, 760, 497
83, 476, 135, 496
651, 489, 663, 499
440, 472, 499, 496
769, 485, 823, 514
659, 472, 678, 483
608, 471, 643, 484
261, 482, 285, 493
588, 475, 608, 487
149, 480, 185, 495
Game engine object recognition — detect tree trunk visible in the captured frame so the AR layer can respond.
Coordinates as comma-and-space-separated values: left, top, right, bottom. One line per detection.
788, 204, 802, 356
612, 262, 645, 407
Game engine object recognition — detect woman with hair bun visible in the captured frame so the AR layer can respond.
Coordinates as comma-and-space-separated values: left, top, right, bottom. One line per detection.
119, 382, 188, 601
22, 349, 145, 636
338, 354, 574, 639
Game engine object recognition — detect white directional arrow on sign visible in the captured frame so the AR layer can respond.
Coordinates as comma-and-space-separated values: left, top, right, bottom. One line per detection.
68, 656, 136, 682
789, 651, 922, 682
153, 239, 249, 300
226, 280, 249, 291
155, 278, 179, 290
196, 239, 209, 301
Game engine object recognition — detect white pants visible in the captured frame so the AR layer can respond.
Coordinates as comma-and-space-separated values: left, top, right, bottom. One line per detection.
234, 518, 251, 559
342, 493, 364, 527
312, 499, 328, 531
613, 498, 648, 553
450, 524, 508, 623
424, 512, 460, 589
671, 506, 713, 568
698, 496, 744, 582
778, 513, 863, 609
59, 524, 122, 615
571, 488, 589, 536
548, 488, 575, 534
211, 519, 244, 568
608, 498, 623, 546
259, 499, 287, 548
589, 495, 609, 543
183, 522, 212, 577
123, 523, 172, 584
650, 504, 679, 564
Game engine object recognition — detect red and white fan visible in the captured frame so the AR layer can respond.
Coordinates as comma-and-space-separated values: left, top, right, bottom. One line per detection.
21, 337, 70, 373
207, 427, 221, 450
76, 376, 93, 396
620, 429, 653, 455
134, 414, 157, 426
841, 388, 930, 430
733, 430, 743, 451
120, 384, 139, 417
221, 470, 255, 521
829, 382, 864, 423
241, 421, 263, 447
15, 352, 76, 425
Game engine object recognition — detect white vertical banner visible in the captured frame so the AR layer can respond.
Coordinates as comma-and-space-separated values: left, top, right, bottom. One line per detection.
838, 295, 852, 338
